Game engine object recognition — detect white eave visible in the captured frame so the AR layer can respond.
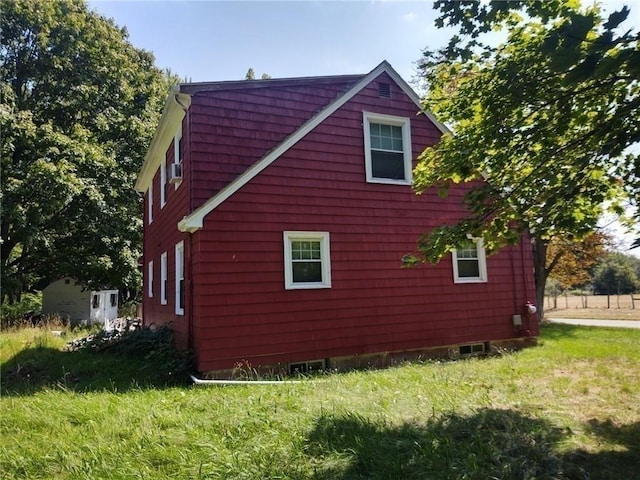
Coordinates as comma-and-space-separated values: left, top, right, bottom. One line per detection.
176, 60, 450, 233
134, 88, 191, 193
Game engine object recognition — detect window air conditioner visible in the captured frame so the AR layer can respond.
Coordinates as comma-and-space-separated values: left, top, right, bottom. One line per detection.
169, 163, 182, 183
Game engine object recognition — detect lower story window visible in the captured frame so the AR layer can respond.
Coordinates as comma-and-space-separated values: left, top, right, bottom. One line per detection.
453, 238, 487, 283
284, 231, 331, 290
175, 241, 184, 315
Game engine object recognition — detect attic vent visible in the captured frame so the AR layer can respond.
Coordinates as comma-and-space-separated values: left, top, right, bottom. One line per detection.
378, 83, 391, 98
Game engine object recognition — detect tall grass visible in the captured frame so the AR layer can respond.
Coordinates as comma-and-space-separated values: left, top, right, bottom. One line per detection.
1, 324, 639, 479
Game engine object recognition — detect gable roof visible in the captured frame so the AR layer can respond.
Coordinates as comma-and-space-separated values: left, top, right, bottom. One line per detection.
134, 75, 363, 194
176, 61, 449, 233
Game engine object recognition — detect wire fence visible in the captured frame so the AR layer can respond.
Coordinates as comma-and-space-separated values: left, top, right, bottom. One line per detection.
546, 294, 639, 310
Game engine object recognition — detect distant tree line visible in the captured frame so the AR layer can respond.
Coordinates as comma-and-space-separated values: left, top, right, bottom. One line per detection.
546, 234, 640, 296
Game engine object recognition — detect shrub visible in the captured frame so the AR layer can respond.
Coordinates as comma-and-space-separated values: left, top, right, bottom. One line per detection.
66, 324, 192, 383
0, 293, 43, 328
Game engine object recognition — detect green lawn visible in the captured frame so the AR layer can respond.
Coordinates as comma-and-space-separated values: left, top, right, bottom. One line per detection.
1, 324, 639, 479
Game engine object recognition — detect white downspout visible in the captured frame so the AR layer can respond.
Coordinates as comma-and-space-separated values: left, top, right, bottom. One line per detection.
189, 373, 311, 385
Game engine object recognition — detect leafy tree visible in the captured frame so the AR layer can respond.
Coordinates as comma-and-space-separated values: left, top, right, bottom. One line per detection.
592, 253, 640, 295
244, 68, 271, 80
413, 0, 639, 319
547, 232, 610, 290
1, 0, 168, 303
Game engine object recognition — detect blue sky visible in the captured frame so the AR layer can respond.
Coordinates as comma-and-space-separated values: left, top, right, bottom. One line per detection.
89, 0, 639, 84
89, 0, 639, 253
89, 0, 451, 83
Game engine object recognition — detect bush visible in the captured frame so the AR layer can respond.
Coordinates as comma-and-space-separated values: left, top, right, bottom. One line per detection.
66, 324, 192, 383
0, 293, 43, 328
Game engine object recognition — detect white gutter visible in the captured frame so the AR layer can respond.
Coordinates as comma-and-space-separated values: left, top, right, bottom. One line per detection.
189, 373, 311, 385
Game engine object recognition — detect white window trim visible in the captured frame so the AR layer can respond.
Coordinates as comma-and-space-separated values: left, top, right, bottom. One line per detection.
363, 111, 412, 185
160, 161, 166, 208
147, 260, 154, 297
452, 237, 488, 284
174, 123, 183, 190
160, 251, 168, 305
283, 231, 332, 290
147, 183, 153, 224
175, 241, 184, 315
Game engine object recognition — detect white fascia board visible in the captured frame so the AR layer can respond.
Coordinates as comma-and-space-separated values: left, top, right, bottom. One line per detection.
134, 89, 191, 193
178, 60, 448, 233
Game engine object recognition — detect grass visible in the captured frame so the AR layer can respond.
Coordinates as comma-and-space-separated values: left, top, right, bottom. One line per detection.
1, 324, 639, 479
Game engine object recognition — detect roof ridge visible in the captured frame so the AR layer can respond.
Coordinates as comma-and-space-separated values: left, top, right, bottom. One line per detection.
180, 74, 366, 94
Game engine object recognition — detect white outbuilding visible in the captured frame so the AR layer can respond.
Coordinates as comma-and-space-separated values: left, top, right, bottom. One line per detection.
42, 278, 119, 327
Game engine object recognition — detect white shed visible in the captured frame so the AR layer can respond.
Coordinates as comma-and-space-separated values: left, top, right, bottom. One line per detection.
42, 278, 119, 327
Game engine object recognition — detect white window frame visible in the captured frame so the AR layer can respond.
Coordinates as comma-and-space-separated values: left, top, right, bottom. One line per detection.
452, 237, 488, 284
147, 260, 154, 298
175, 241, 184, 315
363, 111, 412, 185
160, 161, 166, 208
160, 251, 168, 305
147, 183, 153, 224
283, 231, 331, 290
174, 123, 183, 190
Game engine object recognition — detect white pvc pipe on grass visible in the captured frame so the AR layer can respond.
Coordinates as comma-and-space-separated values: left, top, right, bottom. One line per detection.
189, 373, 308, 385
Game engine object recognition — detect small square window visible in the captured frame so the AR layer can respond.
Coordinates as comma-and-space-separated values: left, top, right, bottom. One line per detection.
284, 232, 331, 290
452, 238, 487, 283
363, 112, 412, 185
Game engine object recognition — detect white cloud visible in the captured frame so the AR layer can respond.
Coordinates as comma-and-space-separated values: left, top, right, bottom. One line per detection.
401, 12, 417, 22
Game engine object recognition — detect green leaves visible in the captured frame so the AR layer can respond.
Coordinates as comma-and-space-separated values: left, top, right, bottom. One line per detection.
415, 0, 638, 261
414, 0, 639, 317
1, 0, 167, 302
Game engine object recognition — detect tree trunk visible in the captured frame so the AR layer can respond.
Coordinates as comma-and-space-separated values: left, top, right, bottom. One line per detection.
531, 236, 548, 321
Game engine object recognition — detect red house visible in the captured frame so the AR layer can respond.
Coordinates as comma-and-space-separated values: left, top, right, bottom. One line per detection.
135, 61, 538, 377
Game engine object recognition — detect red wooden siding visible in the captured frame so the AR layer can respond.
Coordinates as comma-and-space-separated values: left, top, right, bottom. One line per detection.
142, 115, 191, 349
188, 78, 361, 211
185, 72, 538, 372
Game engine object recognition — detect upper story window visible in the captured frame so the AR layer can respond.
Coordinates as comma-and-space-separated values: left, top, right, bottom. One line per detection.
160, 161, 166, 208
172, 122, 184, 190
363, 112, 412, 185
147, 183, 153, 224
452, 238, 488, 283
174, 122, 183, 165
283, 231, 331, 290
